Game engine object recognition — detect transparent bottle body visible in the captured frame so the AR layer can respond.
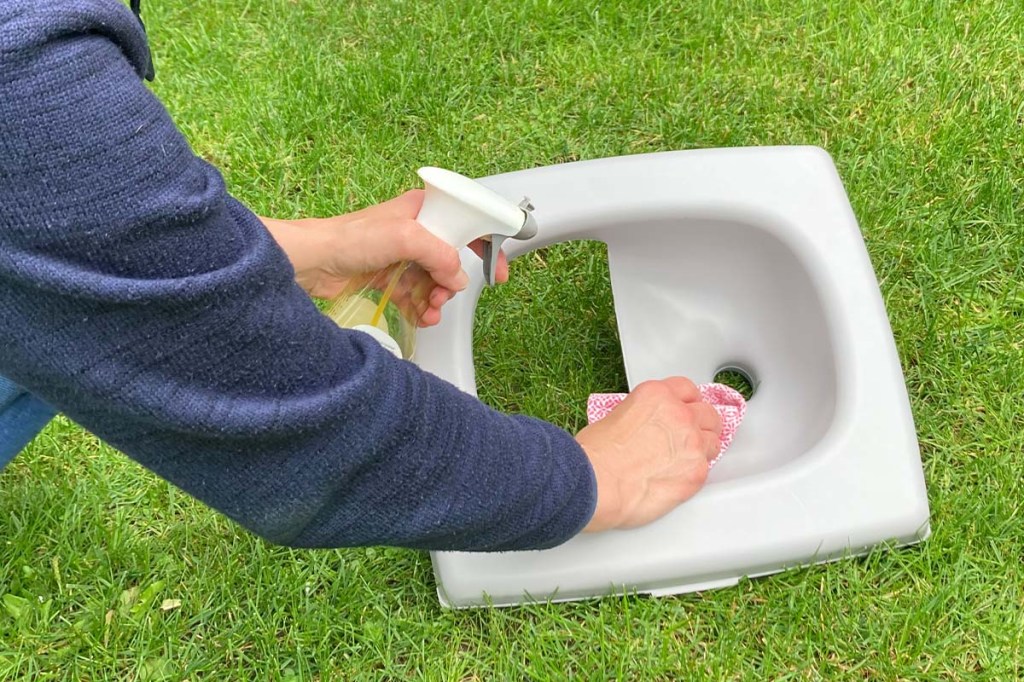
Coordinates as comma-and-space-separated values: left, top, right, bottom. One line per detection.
324, 261, 435, 360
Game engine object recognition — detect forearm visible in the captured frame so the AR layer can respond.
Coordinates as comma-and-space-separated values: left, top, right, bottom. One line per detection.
0, 0, 596, 551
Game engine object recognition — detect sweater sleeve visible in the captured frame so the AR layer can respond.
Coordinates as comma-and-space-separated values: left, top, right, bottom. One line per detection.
0, 0, 596, 551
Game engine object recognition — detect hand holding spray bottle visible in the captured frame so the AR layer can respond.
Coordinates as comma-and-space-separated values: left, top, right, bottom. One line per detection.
324, 167, 537, 359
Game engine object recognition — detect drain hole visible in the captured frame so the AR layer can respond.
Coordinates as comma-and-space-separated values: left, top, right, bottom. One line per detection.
713, 366, 757, 400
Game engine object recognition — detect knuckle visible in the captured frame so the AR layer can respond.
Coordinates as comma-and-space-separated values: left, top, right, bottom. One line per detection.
634, 380, 657, 393
675, 376, 697, 392
673, 406, 695, 426
635, 380, 668, 399
441, 247, 462, 271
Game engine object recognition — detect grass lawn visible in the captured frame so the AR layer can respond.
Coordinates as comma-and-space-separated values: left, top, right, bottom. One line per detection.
3, 0, 1023, 678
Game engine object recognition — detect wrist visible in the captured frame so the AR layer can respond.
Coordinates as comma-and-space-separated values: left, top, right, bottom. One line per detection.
260, 216, 340, 295
577, 440, 621, 533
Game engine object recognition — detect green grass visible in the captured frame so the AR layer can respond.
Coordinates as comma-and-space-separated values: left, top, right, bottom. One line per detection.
3, 0, 1024, 678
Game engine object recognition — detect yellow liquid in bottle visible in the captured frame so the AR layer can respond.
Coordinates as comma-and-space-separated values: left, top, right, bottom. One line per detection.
324, 262, 419, 359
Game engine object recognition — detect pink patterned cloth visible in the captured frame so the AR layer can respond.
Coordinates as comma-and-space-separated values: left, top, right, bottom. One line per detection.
586, 383, 747, 468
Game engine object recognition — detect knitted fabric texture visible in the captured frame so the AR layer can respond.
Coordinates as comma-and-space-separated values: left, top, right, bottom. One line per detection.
587, 384, 747, 468
0, 0, 596, 551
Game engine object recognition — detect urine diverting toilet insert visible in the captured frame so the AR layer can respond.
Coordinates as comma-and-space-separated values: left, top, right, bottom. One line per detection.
414, 147, 930, 608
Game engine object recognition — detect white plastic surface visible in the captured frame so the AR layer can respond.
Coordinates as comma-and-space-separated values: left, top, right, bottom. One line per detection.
352, 325, 402, 358
415, 147, 930, 608
416, 167, 527, 247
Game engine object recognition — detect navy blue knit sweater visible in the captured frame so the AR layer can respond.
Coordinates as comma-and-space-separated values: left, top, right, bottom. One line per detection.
0, 0, 596, 551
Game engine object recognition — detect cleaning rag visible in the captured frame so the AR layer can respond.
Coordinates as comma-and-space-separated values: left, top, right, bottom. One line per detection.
586, 383, 746, 468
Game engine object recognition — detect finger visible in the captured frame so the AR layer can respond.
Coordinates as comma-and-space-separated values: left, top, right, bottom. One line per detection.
662, 377, 701, 403
429, 286, 452, 308
407, 269, 437, 302
701, 431, 722, 461
413, 292, 429, 319
419, 306, 442, 327
428, 284, 456, 307
691, 403, 722, 434
467, 240, 510, 283
394, 221, 469, 292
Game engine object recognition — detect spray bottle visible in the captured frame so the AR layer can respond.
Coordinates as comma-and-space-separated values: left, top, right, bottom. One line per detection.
324, 167, 537, 359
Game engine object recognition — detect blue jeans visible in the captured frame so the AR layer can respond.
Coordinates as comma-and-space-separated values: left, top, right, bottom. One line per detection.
0, 374, 56, 470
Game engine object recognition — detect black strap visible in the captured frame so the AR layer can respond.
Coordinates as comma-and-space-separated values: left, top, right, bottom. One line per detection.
130, 0, 156, 81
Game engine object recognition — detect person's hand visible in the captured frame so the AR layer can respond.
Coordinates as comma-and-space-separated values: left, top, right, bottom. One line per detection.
575, 377, 723, 533
260, 190, 509, 326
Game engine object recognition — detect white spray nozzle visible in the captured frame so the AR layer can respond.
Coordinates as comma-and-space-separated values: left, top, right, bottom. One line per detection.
416, 167, 537, 285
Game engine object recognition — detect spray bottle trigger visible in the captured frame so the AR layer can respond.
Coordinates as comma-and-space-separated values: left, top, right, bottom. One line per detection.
480, 196, 536, 286
482, 237, 503, 286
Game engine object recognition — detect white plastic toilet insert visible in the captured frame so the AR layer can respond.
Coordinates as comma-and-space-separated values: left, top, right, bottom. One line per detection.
414, 146, 931, 608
